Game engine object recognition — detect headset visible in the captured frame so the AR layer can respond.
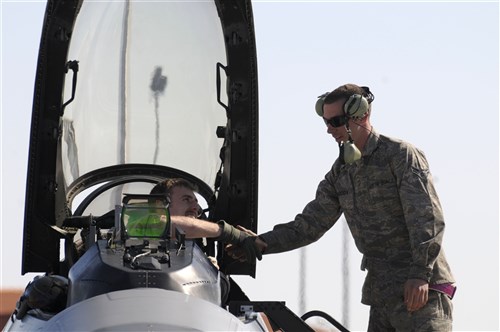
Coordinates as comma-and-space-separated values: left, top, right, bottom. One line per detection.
315, 87, 374, 119
315, 86, 374, 164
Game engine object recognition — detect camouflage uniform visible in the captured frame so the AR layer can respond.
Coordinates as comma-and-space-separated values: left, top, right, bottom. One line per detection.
259, 129, 455, 331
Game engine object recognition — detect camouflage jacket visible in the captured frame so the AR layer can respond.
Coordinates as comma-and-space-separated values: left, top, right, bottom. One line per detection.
259, 129, 454, 300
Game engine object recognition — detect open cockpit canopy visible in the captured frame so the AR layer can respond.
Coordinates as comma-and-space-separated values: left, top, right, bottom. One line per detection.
23, 0, 258, 277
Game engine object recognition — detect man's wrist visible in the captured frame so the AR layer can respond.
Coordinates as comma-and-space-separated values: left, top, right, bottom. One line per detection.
408, 266, 433, 283
216, 220, 229, 241
216, 220, 224, 238
216, 220, 245, 244
255, 236, 268, 254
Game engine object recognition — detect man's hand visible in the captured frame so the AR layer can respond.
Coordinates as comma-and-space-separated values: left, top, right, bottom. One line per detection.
404, 278, 429, 312
225, 225, 268, 262
216, 221, 262, 261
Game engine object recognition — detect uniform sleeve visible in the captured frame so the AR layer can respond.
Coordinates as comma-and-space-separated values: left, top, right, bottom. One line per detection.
259, 170, 343, 254
393, 145, 445, 282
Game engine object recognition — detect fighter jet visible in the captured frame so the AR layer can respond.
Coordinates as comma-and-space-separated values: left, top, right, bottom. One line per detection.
3, 1, 348, 331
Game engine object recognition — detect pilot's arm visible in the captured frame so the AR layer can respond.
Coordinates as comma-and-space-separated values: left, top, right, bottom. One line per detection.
170, 215, 220, 238
170, 217, 262, 261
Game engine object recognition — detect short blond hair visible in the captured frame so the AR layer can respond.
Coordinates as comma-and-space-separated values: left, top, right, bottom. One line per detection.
150, 178, 198, 196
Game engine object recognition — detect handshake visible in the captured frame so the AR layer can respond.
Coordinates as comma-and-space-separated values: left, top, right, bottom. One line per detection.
216, 220, 267, 262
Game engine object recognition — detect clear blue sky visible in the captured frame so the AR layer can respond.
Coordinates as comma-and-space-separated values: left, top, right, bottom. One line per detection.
1, 1, 499, 331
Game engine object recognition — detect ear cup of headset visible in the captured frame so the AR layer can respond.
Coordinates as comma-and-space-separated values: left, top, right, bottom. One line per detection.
315, 92, 329, 117
344, 94, 369, 119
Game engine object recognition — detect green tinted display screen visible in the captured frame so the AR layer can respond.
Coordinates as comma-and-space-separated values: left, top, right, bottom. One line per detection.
123, 203, 169, 238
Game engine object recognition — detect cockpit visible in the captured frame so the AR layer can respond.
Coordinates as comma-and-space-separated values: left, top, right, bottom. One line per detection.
64, 188, 225, 308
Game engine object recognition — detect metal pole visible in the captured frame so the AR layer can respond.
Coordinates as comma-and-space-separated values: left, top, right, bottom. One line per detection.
342, 218, 350, 328
299, 246, 307, 315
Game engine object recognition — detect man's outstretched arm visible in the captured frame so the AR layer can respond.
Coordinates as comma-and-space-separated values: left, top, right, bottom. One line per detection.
170, 215, 221, 238
171, 217, 263, 261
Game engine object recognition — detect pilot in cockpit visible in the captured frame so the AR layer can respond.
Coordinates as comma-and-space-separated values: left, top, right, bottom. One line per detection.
148, 178, 217, 265
149, 178, 251, 304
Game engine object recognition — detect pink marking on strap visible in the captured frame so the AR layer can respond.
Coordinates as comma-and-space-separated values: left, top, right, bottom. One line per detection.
429, 283, 456, 299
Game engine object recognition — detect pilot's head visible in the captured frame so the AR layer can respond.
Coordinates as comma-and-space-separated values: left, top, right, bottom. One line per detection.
150, 178, 200, 218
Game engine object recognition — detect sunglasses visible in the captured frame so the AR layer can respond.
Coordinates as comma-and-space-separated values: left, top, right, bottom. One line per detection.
323, 115, 347, 128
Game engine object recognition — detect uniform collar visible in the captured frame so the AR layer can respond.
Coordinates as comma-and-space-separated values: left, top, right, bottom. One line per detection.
361, 127, 380, 158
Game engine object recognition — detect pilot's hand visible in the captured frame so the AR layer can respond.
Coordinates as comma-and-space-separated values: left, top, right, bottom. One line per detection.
216, 221, 262, 261
208, 256, 219, 269
404, 278, 429, 312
